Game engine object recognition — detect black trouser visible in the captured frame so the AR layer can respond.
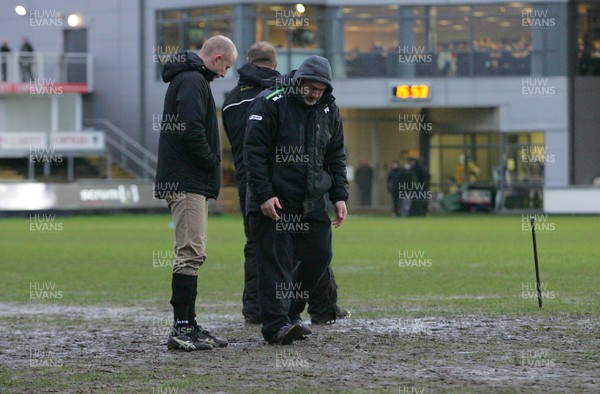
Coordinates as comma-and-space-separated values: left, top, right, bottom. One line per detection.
249, 209, 332, 341
240, 184, 339, 321
238, 184, 260, 321
306, 265, 338, 318
410, 198, 428, 216
359, 186, 371, 207
391, 192, 401, 216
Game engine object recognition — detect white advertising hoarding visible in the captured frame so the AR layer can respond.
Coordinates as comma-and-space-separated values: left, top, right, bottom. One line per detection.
0, 131, 105, 156
50, 132, 105, 151
0, 132, 46, 152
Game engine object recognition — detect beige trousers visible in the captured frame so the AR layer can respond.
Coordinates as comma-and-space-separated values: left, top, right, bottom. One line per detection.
166, 192, 208, 276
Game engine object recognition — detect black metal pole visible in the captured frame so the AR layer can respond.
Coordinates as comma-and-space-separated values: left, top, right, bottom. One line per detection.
530, 216, 543, 308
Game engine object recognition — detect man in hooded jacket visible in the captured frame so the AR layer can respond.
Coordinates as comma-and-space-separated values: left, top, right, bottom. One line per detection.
222, 43, 350, 326
222, 42, 280, 325
244, 55, 349, 344
155, 35, 237, 351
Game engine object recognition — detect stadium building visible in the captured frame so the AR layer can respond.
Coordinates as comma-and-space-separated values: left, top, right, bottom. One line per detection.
0, 0, 599, 213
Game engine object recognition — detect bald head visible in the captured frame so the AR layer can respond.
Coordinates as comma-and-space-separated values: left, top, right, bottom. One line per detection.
247, 41, 277, 69
199, 35, 238, 79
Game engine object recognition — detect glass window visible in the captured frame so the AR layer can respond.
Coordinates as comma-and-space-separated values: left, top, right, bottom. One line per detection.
341, 3, 537, 78
472, 4, 531, 76
429, 131, 544, 211
342, 6, 399, 77
156, 6, 233, 78
257, 4, 322, 49
578, 2, 600, 75
158, 21, 179, 51
256, 5, 288, 49
430, 133, 496, 187
184, 20, 205, 50
343, 6, 399, 52
160, 10, 186, 20
183, 18, 232, 50
429, 7, 470, 77
500, 132, 545, 209
256, 4, 325, 73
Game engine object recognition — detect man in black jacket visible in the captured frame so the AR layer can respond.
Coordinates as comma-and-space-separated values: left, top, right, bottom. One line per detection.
222, 42, 280, 325
355, 160, 373, 207
155, 35, 238, 351
387, 161, 402, 216
244, 55, 349, 344
222, 42, 350, 326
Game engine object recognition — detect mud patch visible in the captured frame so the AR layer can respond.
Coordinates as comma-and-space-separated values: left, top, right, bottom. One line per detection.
0, 302, 598, 393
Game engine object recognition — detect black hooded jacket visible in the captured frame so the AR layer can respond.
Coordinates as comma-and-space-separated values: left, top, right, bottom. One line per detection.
222, 63, 281, 188
155, 51, 221, 199
244, 55, 349, 215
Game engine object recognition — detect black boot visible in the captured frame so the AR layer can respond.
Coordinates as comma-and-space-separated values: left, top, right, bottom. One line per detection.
167, 274, 211, 351
186, 275, 228, 348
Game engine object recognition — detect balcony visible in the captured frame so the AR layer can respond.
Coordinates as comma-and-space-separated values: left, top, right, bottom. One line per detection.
0, 52, 93, 94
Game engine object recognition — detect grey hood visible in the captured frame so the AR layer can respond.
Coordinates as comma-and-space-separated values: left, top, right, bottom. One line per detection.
292, 55, 333, 95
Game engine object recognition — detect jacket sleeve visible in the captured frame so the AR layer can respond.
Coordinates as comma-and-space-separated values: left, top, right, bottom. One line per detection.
222, 95, 248, 183
176, 73, 219, 171
243, 96, 277, 205
325, 106, 349, 203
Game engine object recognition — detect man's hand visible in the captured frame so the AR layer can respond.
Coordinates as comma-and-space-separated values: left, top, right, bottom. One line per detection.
332, 201, 347, 228
261, 197, 282, 221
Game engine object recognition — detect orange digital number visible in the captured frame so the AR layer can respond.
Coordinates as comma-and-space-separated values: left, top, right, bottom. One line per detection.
395, 85, 410, 99
394, 84, 429, 99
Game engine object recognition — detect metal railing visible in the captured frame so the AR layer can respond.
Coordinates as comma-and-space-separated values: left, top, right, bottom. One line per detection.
0, 52, 93, 90
84, 118, 157, 180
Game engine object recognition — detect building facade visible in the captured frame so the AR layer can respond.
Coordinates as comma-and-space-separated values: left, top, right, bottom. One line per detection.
1, 0, 599, 213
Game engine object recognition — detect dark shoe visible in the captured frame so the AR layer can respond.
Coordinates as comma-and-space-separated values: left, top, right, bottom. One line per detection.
311, 307, 351, 325
167, 326, 212, 351
269, 323, 303, 345
192, 325, 228, 348
336, 307, 352, 320
291, 320, 312, 336
291, 320, 312, 341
